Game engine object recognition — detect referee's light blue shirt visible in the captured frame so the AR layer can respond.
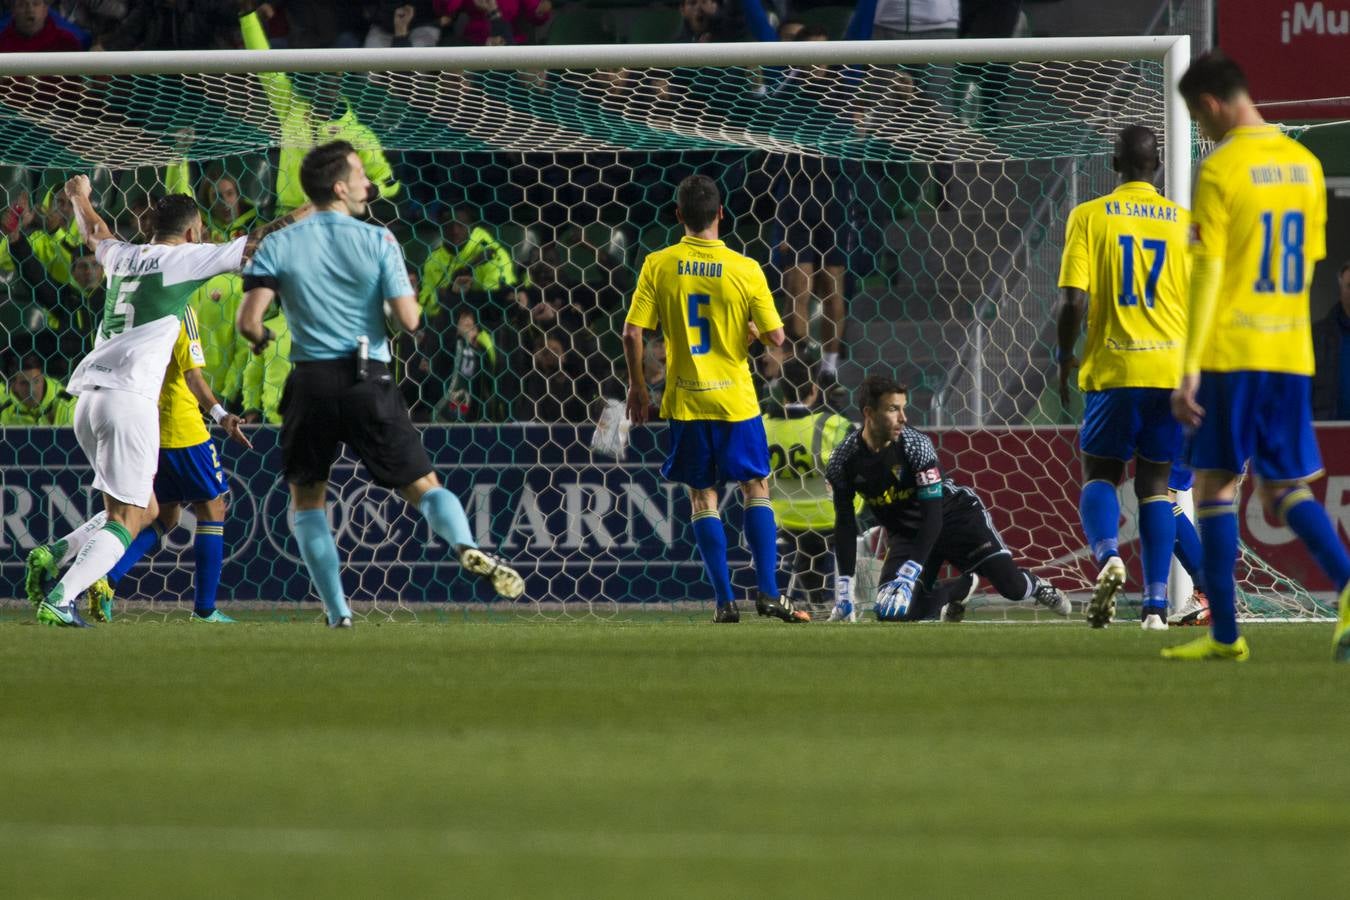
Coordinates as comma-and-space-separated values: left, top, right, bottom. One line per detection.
244, 211, 413, 363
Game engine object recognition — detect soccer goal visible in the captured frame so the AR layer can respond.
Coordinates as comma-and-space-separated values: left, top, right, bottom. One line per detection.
0, 35, 1330, 622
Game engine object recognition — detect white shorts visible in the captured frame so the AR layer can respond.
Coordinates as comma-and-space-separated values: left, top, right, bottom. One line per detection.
73, 388, 160, 507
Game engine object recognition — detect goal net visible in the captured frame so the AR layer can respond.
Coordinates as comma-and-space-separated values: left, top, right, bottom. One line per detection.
0, 37, 1332, 622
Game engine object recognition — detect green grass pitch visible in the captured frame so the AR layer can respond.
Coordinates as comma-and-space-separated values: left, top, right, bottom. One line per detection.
4, 619, 1349, 898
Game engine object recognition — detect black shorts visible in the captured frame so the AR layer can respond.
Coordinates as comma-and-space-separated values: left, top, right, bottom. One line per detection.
279, 359, 433, 489
879, 489, 1009, 583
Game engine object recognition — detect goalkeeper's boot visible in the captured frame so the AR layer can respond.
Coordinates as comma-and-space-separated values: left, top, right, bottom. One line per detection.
24, 544, 58, 607
712, 602, 741, 624
1161, 634, 1250, 662
1140, 607, 1169, 631
85, 577, 114, 624
1332, 581, 1350, 663
36, 599, 92, 629
940, 574, 979, 623
328, 616, 354, 629
827, 598, 856, 623
460, 548, 525, 600
1169, 590, 1211, 627
755, 592, 810, 623
1032, 581, 1072, 617
191, 610, 236, 624
1085, 555, 1125, 628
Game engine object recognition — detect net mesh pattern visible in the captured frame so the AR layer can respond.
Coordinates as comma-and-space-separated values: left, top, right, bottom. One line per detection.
0, 53, 1326, 623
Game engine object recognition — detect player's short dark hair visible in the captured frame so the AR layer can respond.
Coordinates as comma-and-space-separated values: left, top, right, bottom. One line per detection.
676, 174, 720, 232
1340, 260, 1350, 277
1178, 51, 1248, 105
779, 359, 815, 404
1113, 125, 1159, 177
300, 140, 356, 205
454, 306, 477, 323
859, 374, 907, 412
794, 23, 829, 40
151, 194, 200, 239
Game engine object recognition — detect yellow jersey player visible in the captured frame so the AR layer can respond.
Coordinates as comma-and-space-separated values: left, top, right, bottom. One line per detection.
83, 308, 253, 622
1057, 125, 1201, 631
1166, 52, 1350, 662
623, 174, 807, 623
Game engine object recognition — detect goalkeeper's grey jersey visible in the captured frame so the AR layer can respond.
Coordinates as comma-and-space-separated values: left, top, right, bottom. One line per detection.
67, 237, 245, 401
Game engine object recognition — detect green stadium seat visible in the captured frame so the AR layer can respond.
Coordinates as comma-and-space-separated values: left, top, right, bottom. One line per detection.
617, 7, 683, 43
544, 7, 615, 45
798, 5, 856, 39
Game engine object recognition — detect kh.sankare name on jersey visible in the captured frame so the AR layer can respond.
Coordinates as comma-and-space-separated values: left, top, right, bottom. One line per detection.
1059, 181, 1190, 391
625, 236, 783, 422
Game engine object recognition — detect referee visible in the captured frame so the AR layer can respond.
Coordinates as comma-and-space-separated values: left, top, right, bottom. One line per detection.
236, 141, 524, 627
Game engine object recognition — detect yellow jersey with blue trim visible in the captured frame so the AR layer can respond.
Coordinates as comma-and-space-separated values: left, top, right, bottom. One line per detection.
1189, 125, 1326, 375
1058, 181, 1190, 391
159, 305, 210, 449
625, 236, 783, 421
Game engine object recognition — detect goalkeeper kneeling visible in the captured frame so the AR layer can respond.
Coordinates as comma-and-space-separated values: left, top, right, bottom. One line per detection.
824, 375, 1071, 622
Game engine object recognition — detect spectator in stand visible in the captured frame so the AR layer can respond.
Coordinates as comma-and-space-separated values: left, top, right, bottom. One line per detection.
441, 306, 503, 422
95, 0, 242, 51
199, 173, 259, 241
52, 1, 121, 46
241, 302, 291, 424
3, 198, 104, 376
1313, 261, 1350, 421
516, 329, 592, 423
741, 0, 878, 386
419, 207, 518, 318
190, 273, 251, 409
435, 0, 549, 45
0, 0, 85, 52
0, 356, 75, 426
364, 1, 440, 47
677, 0, 743, 42
253, 1, 365, 48
240, 10, 401, 214
6, 188, 84, 294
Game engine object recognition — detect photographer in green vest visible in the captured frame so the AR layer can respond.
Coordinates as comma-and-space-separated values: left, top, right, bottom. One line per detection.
762, 360, 853, 616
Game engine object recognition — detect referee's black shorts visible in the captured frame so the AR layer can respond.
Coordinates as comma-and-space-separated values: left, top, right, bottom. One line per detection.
279, 358, 433, 489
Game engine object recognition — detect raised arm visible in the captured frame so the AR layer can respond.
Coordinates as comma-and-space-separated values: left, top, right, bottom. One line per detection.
64, 175, 114, 251
241, 203, 313, 266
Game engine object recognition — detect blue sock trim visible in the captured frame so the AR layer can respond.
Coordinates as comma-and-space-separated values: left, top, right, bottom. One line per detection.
194, 521, 225, 616
292, 508, 350, 622
1080, 480, 1121, 564
1197, 503, 1240, 644
690, 512, 733, 605
419, 486, 475, 551
1137, 496, 1176, 609
743, 501, 780, 598
1282, 496, 1350, 590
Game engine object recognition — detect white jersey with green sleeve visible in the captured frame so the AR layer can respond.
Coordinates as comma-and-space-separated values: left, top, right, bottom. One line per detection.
67, 237, 246, 401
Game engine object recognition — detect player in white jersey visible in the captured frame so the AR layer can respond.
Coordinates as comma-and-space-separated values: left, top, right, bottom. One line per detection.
28, 176, 308, 627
